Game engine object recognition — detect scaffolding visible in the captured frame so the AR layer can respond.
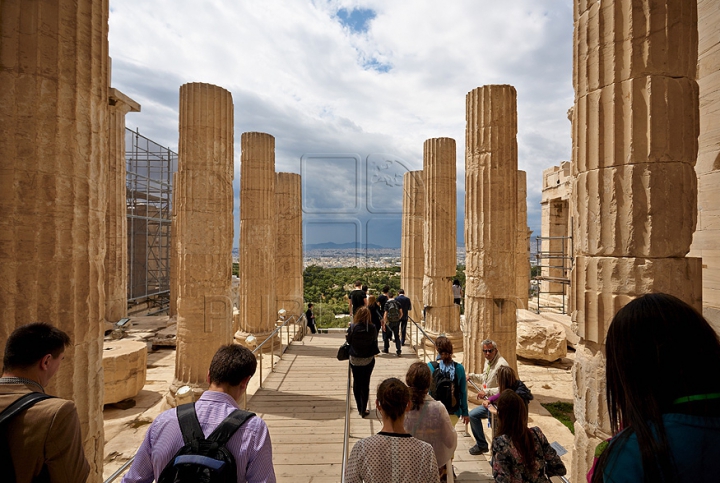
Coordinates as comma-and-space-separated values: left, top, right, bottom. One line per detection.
532, 230, 573, 314
126, 128, 177, 314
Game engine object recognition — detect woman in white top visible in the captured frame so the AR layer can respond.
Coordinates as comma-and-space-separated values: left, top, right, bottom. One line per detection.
345, 378, 440, 483
404, 362, 457, 482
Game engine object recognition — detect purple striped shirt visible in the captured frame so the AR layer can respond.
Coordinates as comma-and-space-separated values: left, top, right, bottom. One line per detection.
122, 391, 276, 483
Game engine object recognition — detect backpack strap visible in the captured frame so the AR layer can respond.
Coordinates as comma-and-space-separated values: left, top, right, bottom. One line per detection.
0, 392, 54, 426
430, 361, 440, 371
206, 409, 255, 445
176, 403, 205, 445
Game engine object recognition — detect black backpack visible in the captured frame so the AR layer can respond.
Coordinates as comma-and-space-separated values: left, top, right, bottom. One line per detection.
0, 392, 55, 483
430, 362, 460, 413
385, 299, 401, 325
158, 403, 255, 483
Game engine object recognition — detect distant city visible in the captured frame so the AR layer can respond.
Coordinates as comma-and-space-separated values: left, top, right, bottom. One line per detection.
232, 238, 539, 268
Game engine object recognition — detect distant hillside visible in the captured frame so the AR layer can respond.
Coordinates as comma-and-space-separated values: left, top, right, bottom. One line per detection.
305, 242, 389, 250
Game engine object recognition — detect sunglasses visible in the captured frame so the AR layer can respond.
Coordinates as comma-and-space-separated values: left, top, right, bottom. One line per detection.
482, 349, 495, 353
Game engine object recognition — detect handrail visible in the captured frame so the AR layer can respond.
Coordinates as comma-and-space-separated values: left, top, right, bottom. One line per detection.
103, 311, 307, 483
408, 316, 436, 362
339, 361, 352, 483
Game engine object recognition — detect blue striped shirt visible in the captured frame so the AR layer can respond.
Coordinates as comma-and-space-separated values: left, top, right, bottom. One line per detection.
122, 390, 276, 482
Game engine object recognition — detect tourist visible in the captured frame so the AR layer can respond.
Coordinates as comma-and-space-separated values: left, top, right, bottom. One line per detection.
589, 293, 720, 483
348, 280, 366, 316
468, 339, 509, 455
404, 362, 457, 482
305, 302, 317, 334
122, 344, 276, 482
377, 285, 390, 314
482, 366, 533, 409
428, 336, 469, 429
0, 323, 90, 482
382, 291, 403, 356
395, 288, 412, 345
367, 295, 383, 348
347, 307, 380, 417
452, 280, 463, 305
491, 390, 566, 482
344, 378, 440, 483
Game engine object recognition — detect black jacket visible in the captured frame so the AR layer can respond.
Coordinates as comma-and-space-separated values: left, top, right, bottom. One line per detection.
347, 322, 379, 358
512, 380, 534, 405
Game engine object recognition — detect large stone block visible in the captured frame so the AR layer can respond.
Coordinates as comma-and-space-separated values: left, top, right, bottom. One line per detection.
574, 0, 698, 98
516, 316, 567, 362
573, 163, 697, 258
103, 340, 147, 405
572, 256, 702, 343
574, 76, 699, 173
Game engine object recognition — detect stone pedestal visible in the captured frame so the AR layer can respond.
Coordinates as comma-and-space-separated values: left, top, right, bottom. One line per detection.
275, 172, 304, 319
102, 340, 147, 405
422, 139, 462, 349
235, 133, 278, 350
570, 1, 701, 478
401, 171, 425, 324
0, 1, 109, 479
106, 89, 140, 323
516, 170, 530, 310
464, 85, 518, 374
171, 83, 234, 402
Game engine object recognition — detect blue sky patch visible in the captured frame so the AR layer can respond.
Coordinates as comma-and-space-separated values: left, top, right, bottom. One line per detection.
336, 7, 376, 34
362, 58, 391, 73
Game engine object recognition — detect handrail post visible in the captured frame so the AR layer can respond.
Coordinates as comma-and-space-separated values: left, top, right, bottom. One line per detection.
340, 361, 352, 483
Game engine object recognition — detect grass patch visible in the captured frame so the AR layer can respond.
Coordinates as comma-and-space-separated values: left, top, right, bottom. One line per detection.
541, 401, 575, 435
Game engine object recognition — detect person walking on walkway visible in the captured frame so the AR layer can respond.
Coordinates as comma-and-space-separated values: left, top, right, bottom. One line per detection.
428, 336, 469, 429
382, 292, 403, 356
347, 307, 380, 417
395, 289, 412, 346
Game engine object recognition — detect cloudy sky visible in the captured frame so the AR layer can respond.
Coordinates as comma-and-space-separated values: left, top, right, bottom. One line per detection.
110, 0, 574, 249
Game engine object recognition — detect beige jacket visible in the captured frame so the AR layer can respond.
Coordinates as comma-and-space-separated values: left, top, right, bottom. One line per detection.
0, 382, 90, 483
469, 354, 510, 397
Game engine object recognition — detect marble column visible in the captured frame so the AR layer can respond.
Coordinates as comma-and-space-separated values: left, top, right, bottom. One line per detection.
516, 170, 530, 310
464, 85, 518, 374
170, 83, 234, 402
106, 89, 140, 324
275, 172, 304, 320
235, 133, 278, 349
401, 170, 425, 324
169, 172, 179, 318
0, 1, 109, 479
422, 138, 462, 350
571, 1, 702, 478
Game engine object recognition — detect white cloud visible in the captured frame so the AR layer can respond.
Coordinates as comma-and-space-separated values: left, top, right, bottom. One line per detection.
110, 0, 574, 246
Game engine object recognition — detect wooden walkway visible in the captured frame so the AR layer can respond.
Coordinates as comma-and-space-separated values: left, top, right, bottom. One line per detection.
247, 332, 494, 482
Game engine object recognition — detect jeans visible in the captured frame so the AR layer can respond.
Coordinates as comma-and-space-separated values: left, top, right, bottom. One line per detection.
469, 405, 490, 450
350, 358, 375, 414
383, 324, 402, 354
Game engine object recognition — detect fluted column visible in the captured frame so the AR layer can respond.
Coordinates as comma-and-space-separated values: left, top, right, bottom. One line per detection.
0, 1, 109, 479
171, 83, 234, 401
463, 85, 518, 374
169, 171, 179, 318
105, 89, 140, 323
275, 172, 304, 320
516, 170, 529, 310
235, 133, 278, 348
401, 171, 425, 324
422, 139, 462, 349
571, 1, 702, 479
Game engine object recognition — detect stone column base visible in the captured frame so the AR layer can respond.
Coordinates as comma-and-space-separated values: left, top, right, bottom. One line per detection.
167, 379, 207, 408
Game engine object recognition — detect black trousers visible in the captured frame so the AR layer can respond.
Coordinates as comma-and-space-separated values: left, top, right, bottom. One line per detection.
350, 358, 375, 414
383, 324, 402, 354
400, 319, 408, 344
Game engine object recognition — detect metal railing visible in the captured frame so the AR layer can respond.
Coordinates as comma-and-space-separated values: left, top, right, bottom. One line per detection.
407, 316, 436, 362
103, 312, 307, 483
339, 360, 352, 483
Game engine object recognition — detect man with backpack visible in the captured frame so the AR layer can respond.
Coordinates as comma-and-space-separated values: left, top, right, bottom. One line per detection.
382, 291, 403, 357
122, 344, 276, 483
0, 322, 90, 483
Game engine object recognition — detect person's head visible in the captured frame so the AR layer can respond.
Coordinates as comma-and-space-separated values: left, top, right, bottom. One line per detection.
496, 366, 518, 393
362, 285, 368, 293
368, 295, 377, 307
406, 362, 431, 410
353, 306, 371, 325
453, 279, 460, 286
307, 303, 313, 310
398, 289, 405, 295
481, 339, 498, 362
388, 290, 395, 298
354, 280, 362, 288
208, 344, 257, 388
382, 285, 390, 294
3, 323, 71, 384
376, 377, 410, 422
496, 389, 536, 471
435, 336, 454, 364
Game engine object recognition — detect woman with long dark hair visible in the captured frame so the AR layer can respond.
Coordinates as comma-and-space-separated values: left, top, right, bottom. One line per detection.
590, 293, 720, 482
404, 362, 457, 481
345, 378, 440, 483
491, 390, 565, 482
347, 306, 380, 417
